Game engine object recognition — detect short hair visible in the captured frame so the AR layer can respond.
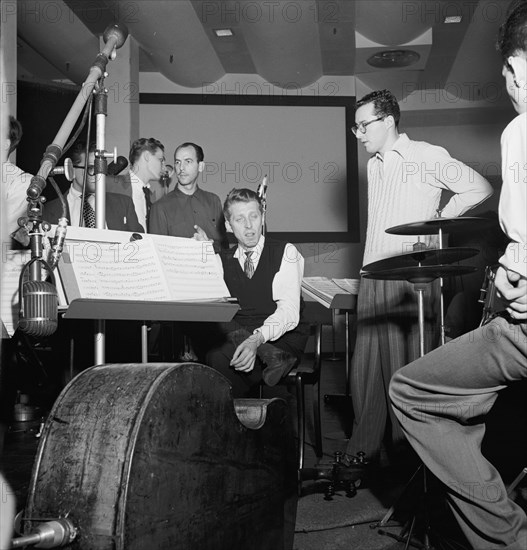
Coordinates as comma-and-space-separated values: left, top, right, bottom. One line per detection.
497, 0, 527, 62
129, 137, 164, 166
223, 188, 263, 221
70, 141, 96, 165
356, 89, 401, 128
175, 142, 204, 163
8, 116, 23, 157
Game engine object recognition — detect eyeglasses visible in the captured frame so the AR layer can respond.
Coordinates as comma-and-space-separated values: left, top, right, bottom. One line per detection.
351, 117, 384, 136
74, 165, 95, 176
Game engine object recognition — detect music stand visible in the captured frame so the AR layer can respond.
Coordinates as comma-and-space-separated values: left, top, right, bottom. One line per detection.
363, 263, 476, 550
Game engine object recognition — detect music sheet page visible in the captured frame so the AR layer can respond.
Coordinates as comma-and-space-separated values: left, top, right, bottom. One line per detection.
150, 235, 229, 301
64, 238, 169, 301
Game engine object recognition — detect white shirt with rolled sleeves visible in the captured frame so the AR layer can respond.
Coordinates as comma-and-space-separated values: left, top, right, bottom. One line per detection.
499, 112, 527, 279
227, 235, 304, 343
2, 162, 32, 238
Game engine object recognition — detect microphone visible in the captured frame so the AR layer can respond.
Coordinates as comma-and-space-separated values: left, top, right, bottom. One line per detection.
103, 23, 129, 50
108, 156, 128, 176
50, 158, 74, 181
257, 175, 268, 201
18, 259, 58, 338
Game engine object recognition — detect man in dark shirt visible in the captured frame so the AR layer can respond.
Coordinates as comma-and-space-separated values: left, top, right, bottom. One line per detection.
149, 142, 227, 250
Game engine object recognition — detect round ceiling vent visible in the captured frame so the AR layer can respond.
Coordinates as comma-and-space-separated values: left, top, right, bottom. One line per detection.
367, 50, 420, 68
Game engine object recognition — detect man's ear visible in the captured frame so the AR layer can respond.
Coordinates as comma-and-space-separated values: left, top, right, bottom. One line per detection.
384, 115, 395, 130
225, 219, 233, 233
198, 161, 204, 173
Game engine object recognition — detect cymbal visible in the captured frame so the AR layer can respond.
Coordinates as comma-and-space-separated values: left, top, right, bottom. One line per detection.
362, 247, 479, 272
386, 217, 498, 236
362, 265, 477, 284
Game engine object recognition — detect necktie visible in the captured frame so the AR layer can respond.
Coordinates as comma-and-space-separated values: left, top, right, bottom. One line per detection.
83, 195, 96, 228
244, 250, 254, 279
143, 186, 152, 226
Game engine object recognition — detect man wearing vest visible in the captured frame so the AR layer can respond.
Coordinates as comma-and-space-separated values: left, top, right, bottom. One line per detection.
206, 188, 309, 397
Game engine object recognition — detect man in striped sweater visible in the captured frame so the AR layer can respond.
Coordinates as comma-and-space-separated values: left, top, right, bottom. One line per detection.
345, 89, 493, 465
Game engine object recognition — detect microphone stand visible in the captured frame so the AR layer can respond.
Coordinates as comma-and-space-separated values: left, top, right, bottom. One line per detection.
20, 23, 128, 355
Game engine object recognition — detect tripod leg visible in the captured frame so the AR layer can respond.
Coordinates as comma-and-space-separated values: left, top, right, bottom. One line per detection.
374, 463, 423, 528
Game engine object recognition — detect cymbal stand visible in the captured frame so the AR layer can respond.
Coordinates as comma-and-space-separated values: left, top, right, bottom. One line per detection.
374, 280, 438, 550
437, 223, 446, 346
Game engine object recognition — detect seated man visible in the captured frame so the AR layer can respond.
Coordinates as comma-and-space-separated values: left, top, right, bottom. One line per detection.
206, 188, 309, 397
389, 2, 527, 547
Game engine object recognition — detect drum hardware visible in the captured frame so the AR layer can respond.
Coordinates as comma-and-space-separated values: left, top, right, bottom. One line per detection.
299, 451, 369, 500
385, 215, 493, 346
479, 264, 505, 326
11, 517, 77, 548
385, 216, 498, 236
363, 247, 479, 274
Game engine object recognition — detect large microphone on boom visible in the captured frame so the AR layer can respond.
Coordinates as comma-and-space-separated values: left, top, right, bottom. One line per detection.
18, 258, 58, 338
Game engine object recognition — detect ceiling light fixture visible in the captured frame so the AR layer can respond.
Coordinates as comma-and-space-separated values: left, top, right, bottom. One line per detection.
444, 15, 462, 23
366, 50, 420, 69
214, 28, 234, 37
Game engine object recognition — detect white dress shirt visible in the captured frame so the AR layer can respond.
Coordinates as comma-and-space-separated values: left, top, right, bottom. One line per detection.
499, 112, 527, 278
129, 170, 149, 233
66, 187, 101, 228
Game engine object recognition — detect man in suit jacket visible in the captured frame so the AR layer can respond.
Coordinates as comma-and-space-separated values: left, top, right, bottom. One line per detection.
106, 137, 166, 232
45, 141, 143, 232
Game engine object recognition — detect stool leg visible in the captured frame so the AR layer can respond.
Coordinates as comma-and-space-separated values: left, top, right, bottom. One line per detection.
312, 322, 323, 457
296, 374, 305, 471
312, 381, 323, 457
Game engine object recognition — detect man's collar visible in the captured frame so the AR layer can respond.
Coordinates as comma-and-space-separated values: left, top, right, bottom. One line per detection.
176, 183, 199, 196
69, 186, 83, 199
374, 133, 410, 161
234, 235, 265, 259
130, 170, 149, 188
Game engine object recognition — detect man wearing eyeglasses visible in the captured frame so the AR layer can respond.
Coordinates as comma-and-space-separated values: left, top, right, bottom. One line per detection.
44, 141, 143, 232
344, 89, 493, 467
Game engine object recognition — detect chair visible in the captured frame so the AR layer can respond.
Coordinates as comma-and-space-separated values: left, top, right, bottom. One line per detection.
260, 323, 323, 471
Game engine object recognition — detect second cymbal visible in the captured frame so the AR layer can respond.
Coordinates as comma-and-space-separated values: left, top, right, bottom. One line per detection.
386, 217, 498, 235
362, 247, 479, 273
362, 265, 477, 284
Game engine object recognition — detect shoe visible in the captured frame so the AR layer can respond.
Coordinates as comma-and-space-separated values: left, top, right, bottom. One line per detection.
260, 347, 298, 386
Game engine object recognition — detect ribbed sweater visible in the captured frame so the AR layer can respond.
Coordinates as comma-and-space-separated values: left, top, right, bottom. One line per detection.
363, 133, 493, 266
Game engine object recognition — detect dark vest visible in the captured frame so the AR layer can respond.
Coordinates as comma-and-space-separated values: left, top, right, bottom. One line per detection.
220, 238, 309, 356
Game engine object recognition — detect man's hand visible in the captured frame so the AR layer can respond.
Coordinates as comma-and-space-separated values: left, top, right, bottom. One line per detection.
230, 334, 262, 373
193, 225, 211, 242
495, 266, 527, 320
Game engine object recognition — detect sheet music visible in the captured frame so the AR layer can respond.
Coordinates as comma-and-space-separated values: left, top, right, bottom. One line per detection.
59, 233, 230, 303
151, 236, 229, 300
65, 239, 170, 301
302, 276, 360, 308
331, 278, 360, 295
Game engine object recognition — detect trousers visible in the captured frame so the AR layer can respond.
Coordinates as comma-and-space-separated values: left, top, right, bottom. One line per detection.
346, 277, 439, 459
390, 315, 527, 549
